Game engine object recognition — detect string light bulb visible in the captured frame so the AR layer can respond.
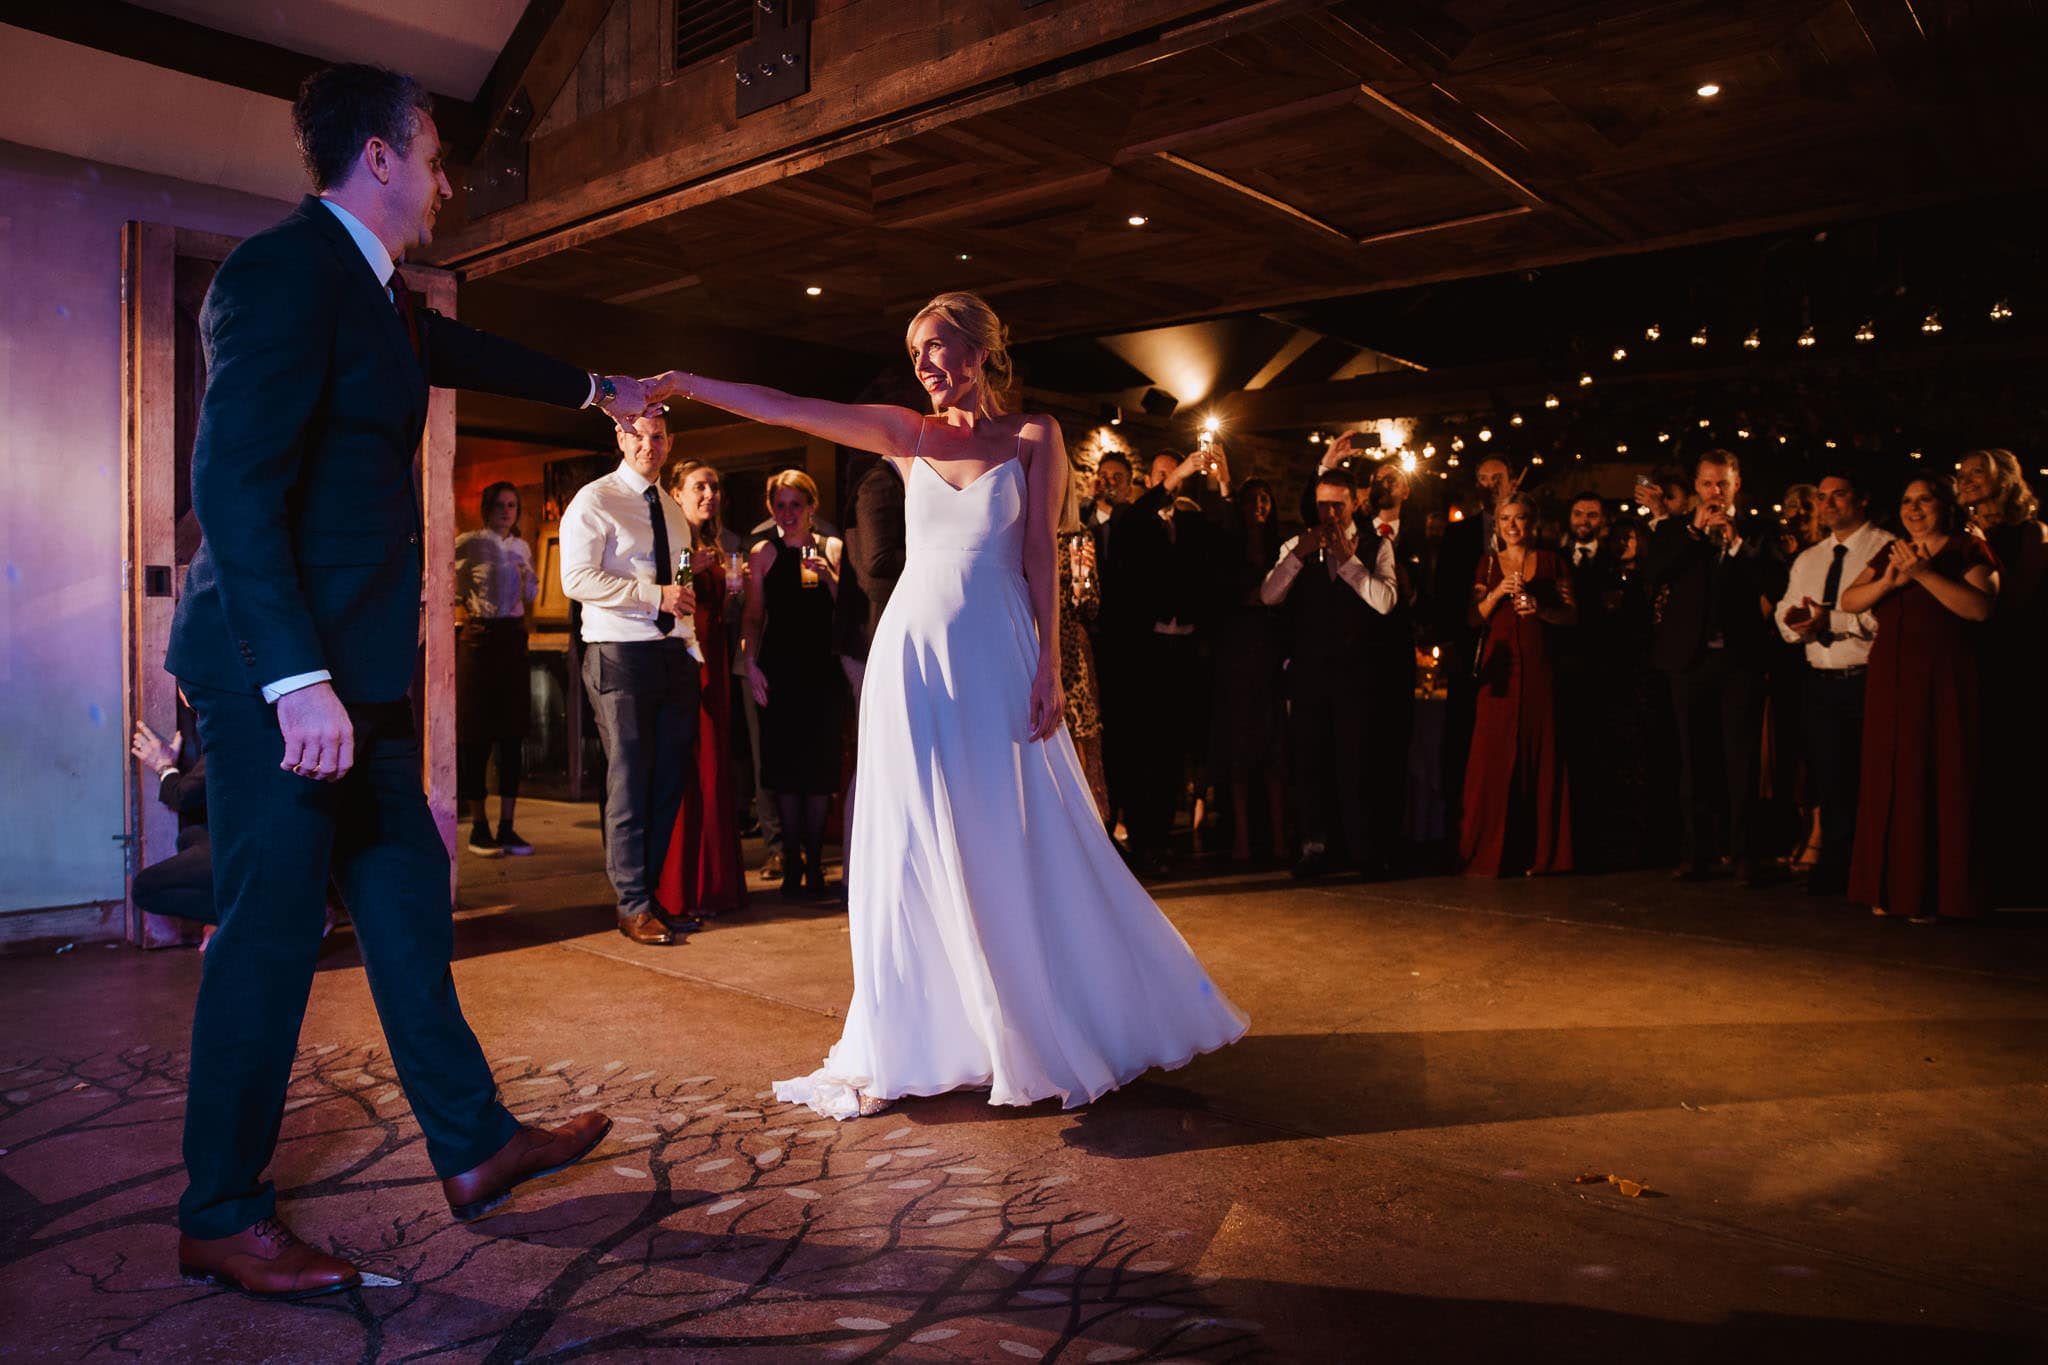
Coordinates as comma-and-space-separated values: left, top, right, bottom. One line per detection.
1615, 443, 1629, 454
1612, 346, 1628, 362
1743, 329, 1761, 350
1853, 320, 1875, 343
1545, 394, 1561, 408
1690, 327, 1709, 348
1478, 427, 1494, 443
1737, 427, 1752, 438
1127, 214, 1149, 227
1657, 432, 1670, 443
1990, 298, 2014, 322
1796, 327, 1816, 348
1696, 82, 1720, 98
804, 285, 823, 296
1921, 308, 1943, 335
1422, 443, 1437, 458
1698, 418, 1711, 428
1400, 451, 1419, 473
1645, 323, 1662, 341
1577, 372, 1593, 387
1451, 436, 1465, 452
1509, 413, 1523, 426
1308, 432, 1323, 444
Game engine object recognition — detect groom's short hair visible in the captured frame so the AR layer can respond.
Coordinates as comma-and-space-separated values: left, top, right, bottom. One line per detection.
293, 64, 435, 192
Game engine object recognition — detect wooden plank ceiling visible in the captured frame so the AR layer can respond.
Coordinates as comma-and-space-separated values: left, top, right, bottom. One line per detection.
459, 0, 2047, 357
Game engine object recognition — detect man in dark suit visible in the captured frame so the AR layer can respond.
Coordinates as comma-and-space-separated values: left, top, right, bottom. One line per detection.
1643, 450, 1787, 885
1358, 461, 1429, 876
165, 64, 662, 1298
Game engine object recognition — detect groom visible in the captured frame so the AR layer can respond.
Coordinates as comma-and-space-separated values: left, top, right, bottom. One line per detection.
166, 63, 656, 1297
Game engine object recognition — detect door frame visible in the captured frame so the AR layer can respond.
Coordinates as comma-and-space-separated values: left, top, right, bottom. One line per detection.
120, 222, 462, 945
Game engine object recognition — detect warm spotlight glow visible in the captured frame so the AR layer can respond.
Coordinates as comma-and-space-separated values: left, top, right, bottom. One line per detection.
1400, 452, 1419, 473
1449, 507, 1465, 521
1201, 416, 1221, 434
1696, 82, 1721, 97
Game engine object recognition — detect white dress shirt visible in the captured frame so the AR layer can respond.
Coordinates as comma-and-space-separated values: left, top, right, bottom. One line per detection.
1774, 520, 1893, 669
559, 462, 698, 649
1258, 531, 1398, 612
453, 530, 537, 619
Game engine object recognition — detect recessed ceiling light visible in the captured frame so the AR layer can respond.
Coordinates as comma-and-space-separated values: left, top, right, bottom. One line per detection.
1126, 215, 1149, 227
1696, 82, 1721, 98
804, 285, 822, 296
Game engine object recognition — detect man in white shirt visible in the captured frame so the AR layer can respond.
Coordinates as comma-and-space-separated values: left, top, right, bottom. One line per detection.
1775, 472, 1892, 896
560, 411, 701, 945
1261, 466, 1398, 878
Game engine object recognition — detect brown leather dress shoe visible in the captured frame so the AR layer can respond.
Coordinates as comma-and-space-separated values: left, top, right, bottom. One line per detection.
617, 911, 673, 945
443, 1112, 613, 1222
178, 1215, 361, 1299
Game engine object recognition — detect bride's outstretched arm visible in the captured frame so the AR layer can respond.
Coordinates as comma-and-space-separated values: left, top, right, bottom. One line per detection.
1023, 418, 1068, 742
646, 371, 924, 459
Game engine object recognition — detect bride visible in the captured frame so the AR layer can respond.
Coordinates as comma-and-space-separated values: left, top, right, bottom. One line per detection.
647, 292, 1247, 1118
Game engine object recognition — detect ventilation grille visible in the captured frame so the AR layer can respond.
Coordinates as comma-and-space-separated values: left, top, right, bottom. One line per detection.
675, 0, 756, 74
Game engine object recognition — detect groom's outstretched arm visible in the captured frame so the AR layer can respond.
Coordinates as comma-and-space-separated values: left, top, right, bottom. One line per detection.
416, 308, 597, 409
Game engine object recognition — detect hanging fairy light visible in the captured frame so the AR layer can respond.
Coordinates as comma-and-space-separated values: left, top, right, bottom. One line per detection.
1742, 329, 1761, 350
1990, 298, 2014, 322
1545, 393, 1561, 408
1478, 427, 1494, 442
1698, 418, 1711, 428
1421, 442, 1437, 458
1645, 323, 1662, 341
1615, 442, 1630, 454
1737, 427, 1752, 438
1530, 455, 1546, 466
1400, 451, 1419, 473
1921, 308, 1943, 335
1577, 372, 1593, 387
1690, 326, 1709, 347
1509, 413, 1524, 426
1853, 320, 1876, 343
1612, 346, 1628, 362
1451, 435, 1466, 452
1796, 327, 1817, 347
1308, 432, 1323, 444
1657, 431, 1670, 443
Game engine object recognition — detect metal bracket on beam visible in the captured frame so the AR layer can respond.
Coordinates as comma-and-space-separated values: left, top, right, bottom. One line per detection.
735, 0, 812, 118
463, 88, 535, 219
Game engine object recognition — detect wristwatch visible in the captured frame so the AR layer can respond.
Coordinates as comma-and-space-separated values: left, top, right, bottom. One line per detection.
592, 373, 617, 408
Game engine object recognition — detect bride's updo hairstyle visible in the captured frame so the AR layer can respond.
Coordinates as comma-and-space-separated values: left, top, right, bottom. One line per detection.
907, 291, 1014, 417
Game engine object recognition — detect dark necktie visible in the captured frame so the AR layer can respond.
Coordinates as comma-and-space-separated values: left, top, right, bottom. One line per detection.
644, 486, 674, 635
1815, 542, 1848, 646
388, 268, 421, 358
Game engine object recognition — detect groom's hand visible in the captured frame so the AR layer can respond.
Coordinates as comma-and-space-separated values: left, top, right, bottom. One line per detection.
277, 682, 354, 782
595, 374, 656, 429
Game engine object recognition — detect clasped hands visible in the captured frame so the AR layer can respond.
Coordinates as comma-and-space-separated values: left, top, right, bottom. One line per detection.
592, 371, 698, 430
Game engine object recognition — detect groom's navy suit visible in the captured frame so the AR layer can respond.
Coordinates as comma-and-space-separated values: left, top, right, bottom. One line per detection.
167, 196, 591, 1238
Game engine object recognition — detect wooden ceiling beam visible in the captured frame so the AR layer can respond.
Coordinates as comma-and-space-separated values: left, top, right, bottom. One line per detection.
423, 0, 1340, 276
463, 0, 619, 159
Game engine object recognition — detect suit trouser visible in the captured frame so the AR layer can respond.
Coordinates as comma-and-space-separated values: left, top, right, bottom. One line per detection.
1361, 648, 1414, 864
1667, 654, 1767, 869
1123, 630, 1200, 856
178, 683, 518, 1240
1803, 668, 1867, 891
584, 640, 699, 920
1289, 661, 1369, 862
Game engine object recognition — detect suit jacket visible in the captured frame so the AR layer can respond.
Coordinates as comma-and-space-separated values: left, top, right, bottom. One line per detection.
168, 196, 590, 703
1109, 480, 1230, 634
1642, 516, 1786, 672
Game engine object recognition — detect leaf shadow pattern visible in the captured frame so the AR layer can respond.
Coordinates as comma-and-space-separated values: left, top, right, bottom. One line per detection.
0, 1046, 1265, 1363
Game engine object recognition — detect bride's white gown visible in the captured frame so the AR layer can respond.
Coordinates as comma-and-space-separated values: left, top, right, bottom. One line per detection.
774, 449, 1248, 1120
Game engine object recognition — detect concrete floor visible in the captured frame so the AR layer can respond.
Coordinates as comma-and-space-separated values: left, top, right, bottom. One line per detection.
2, 798, 2045, 1363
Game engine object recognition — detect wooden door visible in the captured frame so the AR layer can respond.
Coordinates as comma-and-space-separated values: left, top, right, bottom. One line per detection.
120, 222, 461, 946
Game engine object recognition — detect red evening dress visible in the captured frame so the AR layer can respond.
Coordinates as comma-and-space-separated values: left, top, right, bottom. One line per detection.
1847, 536, 1997, 919
657, 576, 747, 918
1460, 549, 1574, 877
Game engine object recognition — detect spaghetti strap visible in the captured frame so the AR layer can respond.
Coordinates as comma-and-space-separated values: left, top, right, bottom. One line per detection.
915, 417, 925, 458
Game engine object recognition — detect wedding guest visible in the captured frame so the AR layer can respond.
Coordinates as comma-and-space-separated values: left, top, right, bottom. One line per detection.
1841, 474, 1999, 920
655, 460, 747, 921
453, 481, 538, 856
1261, 466, 1397, 878
561, 411, 703, 945
1462, 493, 1575, 877
1433, 456, 1515, 854
1774, 472, 1891, 897
131, 706, 215, 930
742, 469, 845, 897
1209, 476, 1288, 864
1955, 448, 2045, 907
1600, 517, 1679, 866
1058, 476, 1110, 819
1765, 482, 1825, 870
1107, 447, 1228, 877
835, 455, 908, 887
1556, 493, 1619, 866
1644, 451, 1786, 885
1361, 460, 1427, 876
